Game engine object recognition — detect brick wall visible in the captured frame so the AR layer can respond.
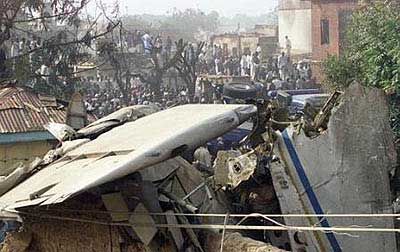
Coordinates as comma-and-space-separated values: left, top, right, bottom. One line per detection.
310, 0, 358, 83
311, 0, 357, 61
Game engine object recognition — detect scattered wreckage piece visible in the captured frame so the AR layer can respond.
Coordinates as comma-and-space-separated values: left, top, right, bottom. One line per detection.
0, 158, 41, 197
214, 150, 258, 189
75, 104, 161, 140
270, 83, 397, 252
311, 90, 341, 133
45, 105, 161, 141
301, 90, 342, 137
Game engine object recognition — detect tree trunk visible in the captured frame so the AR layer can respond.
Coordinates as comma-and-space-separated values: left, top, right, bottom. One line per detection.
115, 71, 129, 107
187, 75, 197, 100
151, 71, 163, 101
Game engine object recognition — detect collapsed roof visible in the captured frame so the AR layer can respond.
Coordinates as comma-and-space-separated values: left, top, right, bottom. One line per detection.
0, 104, 256, 214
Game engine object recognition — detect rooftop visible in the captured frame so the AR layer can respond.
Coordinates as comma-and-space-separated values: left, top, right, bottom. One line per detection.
0, 83, 66, 134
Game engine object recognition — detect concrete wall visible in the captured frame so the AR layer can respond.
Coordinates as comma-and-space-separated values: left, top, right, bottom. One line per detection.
279, 9, 313, 55
212, 35, 260, 56
0, 140, 56, 175
212, 35, 241, 56
241, 36, 260, 54
254, 25, 278, 37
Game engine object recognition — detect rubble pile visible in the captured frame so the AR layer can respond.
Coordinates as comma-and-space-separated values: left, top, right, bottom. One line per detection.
0, 84, 397, 252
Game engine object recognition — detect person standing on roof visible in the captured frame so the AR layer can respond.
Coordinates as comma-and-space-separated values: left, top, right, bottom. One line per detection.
285, 36, 292, 57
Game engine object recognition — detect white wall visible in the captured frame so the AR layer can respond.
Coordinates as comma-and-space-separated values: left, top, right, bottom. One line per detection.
278, 9, 312, 55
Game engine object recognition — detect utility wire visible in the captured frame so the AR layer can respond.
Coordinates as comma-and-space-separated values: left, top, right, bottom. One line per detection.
12, 210, 400, 234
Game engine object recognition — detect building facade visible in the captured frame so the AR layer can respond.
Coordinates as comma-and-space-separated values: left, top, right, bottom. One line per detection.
278, 0, 313, 56
0, 84, 65, 175
279, 0, 357, 60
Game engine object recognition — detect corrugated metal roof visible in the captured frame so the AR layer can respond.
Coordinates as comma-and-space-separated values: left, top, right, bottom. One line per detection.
0, 86, 66, 134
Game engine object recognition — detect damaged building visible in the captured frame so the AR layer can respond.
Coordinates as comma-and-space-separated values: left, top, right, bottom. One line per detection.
211, 25, 278, 60
0, 83, 397, 252
0, 83, 68, 174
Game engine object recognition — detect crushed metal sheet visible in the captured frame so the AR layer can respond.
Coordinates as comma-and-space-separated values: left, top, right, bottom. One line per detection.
214, 150, 258, 189
165, 210, 184, 250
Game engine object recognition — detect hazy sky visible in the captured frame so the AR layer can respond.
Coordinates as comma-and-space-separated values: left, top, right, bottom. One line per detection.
92, 0, 278, 17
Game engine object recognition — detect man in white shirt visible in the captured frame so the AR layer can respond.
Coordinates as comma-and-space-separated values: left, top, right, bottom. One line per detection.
256, 44, 262, 57
285, 36, 292, 56
240, 54, 247, 76
246, 53, 252, 75
272, 78, 283, 90
141, 33, 152, 54
278, 52, 288, 81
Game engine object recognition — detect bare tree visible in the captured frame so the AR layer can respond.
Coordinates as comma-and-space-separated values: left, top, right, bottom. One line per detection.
0, 0, 118, 100
174, 41, 205, 101
0, 0, 90, 47
98, 24, 186, 105
147, 39, 185, 100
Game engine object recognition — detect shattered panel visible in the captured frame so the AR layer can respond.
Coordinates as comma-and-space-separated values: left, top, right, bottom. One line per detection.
129, 203, 158, 246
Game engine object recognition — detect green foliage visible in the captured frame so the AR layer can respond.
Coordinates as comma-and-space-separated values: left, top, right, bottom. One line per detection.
390, 101, 400, 138
0, 0, 105, 100
321, 55, 358, 90
347, 1, 400, 90
322, 0, 400, 91
322, 0, 400, 137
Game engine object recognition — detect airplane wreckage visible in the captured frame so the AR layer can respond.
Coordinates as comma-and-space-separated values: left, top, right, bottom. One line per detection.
0, 83, 398, 252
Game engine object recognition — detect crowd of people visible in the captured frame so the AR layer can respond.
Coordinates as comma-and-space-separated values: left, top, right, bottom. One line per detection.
196, 43, 263, 80
81, 34, 317, 118
0, 27, 320, 122
193, 36, 316, 92
81, 77, 222, 118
